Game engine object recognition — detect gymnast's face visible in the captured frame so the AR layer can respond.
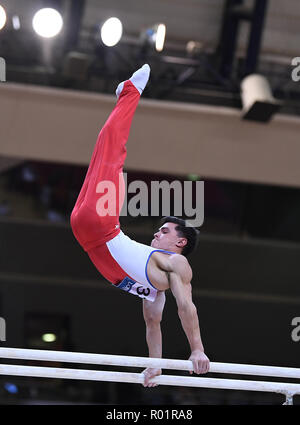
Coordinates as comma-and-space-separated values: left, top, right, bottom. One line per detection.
151, 222, 187, 252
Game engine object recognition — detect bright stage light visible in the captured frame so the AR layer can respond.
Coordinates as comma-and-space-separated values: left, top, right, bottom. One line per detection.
142, 23, 166, 52
0, 5, 7, 30
155, 23, 166, 52
42, 333, 57, 343
12, 15, 21, 30
32, 8, 63, 38
101, 17, 123, 47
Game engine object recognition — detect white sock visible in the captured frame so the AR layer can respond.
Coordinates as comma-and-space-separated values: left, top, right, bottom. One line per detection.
115, 82, 124, 98
115, 64, 151, 98
130, 64, 151, 94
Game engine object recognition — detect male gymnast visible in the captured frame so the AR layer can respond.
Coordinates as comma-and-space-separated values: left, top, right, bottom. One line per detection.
70, 64, 210, 387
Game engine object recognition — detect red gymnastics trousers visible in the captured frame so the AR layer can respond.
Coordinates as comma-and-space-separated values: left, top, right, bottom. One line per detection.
70, 81, 141, 285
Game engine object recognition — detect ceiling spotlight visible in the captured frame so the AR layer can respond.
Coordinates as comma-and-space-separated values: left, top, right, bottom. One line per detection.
0, 5, 7, 30
100, 17, 123, 47
32, 8, 63, 38
155, 23, 166, 52
186, 41, 204, 57
142, 23, 166, 52
12, 15, 21, 31
241, 74, 281, 123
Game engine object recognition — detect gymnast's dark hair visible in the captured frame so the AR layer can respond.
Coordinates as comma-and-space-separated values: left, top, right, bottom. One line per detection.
160, 216, 200, 257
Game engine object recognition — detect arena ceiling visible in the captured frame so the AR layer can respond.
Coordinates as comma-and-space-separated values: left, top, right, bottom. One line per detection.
0, 0, 299, 115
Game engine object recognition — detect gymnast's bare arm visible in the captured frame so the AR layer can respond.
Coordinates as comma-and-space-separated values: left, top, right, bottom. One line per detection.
168, 255, 210, 373
142, 254, 210, 387
142, 291, 166, 387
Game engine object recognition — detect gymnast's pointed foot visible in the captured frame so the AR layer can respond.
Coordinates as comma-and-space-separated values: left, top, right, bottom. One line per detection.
116, 64, 151, 98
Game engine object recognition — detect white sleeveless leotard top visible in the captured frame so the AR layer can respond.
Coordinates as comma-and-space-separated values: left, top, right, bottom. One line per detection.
106, 230, 174, 302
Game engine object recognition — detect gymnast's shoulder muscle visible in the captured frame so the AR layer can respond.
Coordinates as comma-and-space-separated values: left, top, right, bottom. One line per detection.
155, 252, 192, 284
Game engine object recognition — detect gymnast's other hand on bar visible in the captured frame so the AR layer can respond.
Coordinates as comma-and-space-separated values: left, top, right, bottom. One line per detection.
142, 367, 162, 387
188, 350, 210, 374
